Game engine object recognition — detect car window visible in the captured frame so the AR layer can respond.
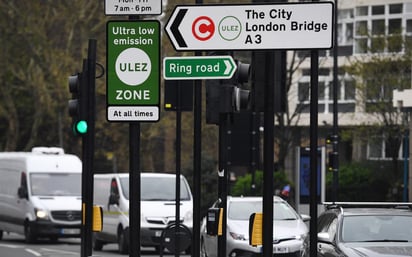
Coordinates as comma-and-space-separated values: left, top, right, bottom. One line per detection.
342, 215, 412, 242
228, 201, 298, 220
119, 176, 191, 201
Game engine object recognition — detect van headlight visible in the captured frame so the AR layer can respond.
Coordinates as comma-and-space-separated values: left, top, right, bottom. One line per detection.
35, 208, 49, 219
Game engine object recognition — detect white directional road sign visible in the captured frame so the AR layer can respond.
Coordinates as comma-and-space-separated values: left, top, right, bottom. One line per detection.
165, 2, 334, 51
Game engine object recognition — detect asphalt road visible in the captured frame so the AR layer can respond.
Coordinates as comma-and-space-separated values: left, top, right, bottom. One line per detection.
0, 233, 190, 257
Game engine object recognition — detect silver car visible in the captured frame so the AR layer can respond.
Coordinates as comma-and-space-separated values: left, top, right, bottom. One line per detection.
200, 196, 309, 257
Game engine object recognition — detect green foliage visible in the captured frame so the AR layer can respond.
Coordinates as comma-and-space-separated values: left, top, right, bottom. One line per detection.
325, 162, 392, 201
231, 170, 292, 196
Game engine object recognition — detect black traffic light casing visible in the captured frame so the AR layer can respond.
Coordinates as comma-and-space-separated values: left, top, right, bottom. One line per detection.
68, 61, 89, 136
205, 59, 252, 125
164, 80, 193, 111
233, 60, 251, 84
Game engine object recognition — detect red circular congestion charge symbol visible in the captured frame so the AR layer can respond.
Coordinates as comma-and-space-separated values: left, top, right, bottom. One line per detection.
192, 16, 215, 41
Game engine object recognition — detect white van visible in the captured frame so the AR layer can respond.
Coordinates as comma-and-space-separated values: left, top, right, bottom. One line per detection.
93, 173, 193, 254
0, 147, 82, 242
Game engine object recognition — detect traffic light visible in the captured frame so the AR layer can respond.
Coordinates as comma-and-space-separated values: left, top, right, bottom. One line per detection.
205, 59, 251, 124
233, 60, 250, 84
326, 134, 339, 146
68, 64, 88, 136
328, 152, 337, 172
232, 60, 251, 112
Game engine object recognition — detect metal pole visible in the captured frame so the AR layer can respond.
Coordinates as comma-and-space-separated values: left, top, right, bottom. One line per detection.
193, 0, 203, 256
175, 82, 182, 257
129, 122, 141, 257
80, 39, 96, 257
309, 49, 319, 257
332, 0, 339, 202
263, 50, 275, 257
128, 15, 141, 257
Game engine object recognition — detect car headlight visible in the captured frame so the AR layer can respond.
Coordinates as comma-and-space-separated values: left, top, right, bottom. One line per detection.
184, 210, 193, 224
229, 232, 247, 241
35, 208, 49, 219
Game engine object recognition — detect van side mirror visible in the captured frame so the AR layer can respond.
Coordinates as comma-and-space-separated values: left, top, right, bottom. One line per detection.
108, 194, 119, 205
18, 186, 28, 199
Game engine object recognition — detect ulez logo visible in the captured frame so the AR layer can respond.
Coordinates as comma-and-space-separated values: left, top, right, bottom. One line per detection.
218, 16, 241, 41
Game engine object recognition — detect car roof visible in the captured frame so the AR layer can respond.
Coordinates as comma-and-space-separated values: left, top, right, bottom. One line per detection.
227, 195, 285, 203
323, 202, 412, 216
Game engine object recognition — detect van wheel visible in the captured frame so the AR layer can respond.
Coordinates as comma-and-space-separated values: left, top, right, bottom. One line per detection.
92, 234, 104, 251
24, 222, 37, 243
118, 227, 129, 254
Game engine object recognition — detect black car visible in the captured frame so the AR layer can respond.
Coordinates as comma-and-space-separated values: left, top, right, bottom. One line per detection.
317, 202, 412, 257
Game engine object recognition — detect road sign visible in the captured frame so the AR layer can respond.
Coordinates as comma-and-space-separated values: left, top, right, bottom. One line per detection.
106, 20, 160, 122
165, 2, 334, 51
105, 0, 162, 15
163, 56, 236, 80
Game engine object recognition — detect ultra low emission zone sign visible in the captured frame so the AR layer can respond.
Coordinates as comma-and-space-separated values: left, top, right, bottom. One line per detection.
107, 20, 160, 122
165, 2, 334, 51
164, 56, 236, 80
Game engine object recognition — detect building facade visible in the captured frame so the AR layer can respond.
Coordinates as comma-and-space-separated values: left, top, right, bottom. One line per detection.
288, 0, 412, 168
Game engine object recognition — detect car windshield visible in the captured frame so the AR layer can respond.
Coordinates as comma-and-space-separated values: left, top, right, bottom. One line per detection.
228, 200, 299, 220
342, 215, 412, 242
119, 176, 191, 201
30, 173, 81, 196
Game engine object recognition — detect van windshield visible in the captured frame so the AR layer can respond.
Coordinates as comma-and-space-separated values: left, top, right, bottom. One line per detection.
30, 173, 81, 196
119, 176, 191, 201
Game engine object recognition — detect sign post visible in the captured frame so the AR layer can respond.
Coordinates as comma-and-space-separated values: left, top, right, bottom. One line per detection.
106, 20, 160, 122
165, 2, 334, 51
163, 56, 236, 80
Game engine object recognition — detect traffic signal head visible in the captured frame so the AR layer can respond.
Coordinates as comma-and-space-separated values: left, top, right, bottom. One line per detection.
68, 72, 88, 136
233, 60, 251, 84
233, 86, 250, 112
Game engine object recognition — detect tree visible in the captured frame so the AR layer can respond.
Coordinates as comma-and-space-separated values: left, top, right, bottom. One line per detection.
345, 32, 412, 179
0, 1, 106, 152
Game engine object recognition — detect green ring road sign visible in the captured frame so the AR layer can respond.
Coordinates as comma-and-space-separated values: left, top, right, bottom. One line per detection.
163, 56, 237, 80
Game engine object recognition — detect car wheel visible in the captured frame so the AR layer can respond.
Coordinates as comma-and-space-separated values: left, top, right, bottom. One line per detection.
200, 238, 208, 257
24, 222, 37, 243
118, 227, 129, 254
92, 233, 104, 251
0, 230, 3, 240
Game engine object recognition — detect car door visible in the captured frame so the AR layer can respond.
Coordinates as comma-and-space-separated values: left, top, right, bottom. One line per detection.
202, 201, 219, 257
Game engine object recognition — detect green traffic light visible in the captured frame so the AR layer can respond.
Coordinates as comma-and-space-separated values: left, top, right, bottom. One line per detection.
76, 120, 88, 134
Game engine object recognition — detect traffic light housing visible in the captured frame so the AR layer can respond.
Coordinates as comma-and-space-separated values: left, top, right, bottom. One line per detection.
205, 59, 251, 125
68, 63, 88, 136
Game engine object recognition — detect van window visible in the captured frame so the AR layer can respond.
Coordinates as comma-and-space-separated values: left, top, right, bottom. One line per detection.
30, 173, 81, 196
119, 176, 191, 201
0, 170, 20, 195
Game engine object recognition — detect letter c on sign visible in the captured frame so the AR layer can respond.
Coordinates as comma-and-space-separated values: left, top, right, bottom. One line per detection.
192, 16, 215, 41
